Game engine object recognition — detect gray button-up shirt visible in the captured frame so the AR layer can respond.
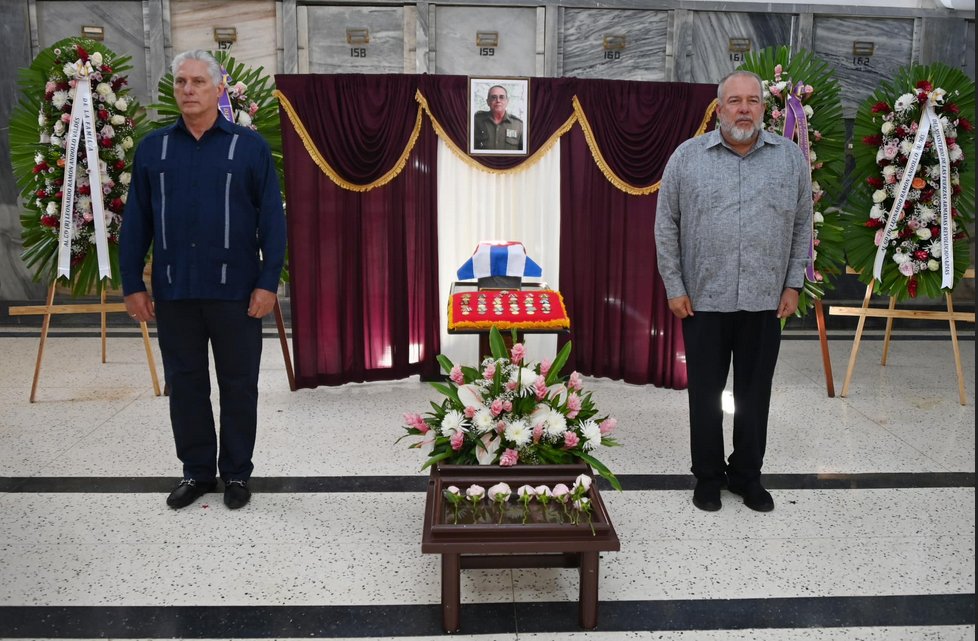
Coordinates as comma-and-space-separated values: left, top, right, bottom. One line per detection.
654, 128, 813, 312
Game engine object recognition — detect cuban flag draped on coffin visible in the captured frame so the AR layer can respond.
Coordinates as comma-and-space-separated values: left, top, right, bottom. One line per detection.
456, 241, 543, 280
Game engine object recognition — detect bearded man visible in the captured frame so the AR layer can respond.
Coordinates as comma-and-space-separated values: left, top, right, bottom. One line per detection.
654, 70, 812, 513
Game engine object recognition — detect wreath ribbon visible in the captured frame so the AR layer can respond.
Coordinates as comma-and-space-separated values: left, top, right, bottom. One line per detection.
872, 102, 953, 288
782, 81, 816, 281
58, 74, 110, 280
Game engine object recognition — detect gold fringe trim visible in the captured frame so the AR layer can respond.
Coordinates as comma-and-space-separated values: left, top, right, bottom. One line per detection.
572, 96, 719, 196
416, 90, 577, 175
274, 89, 423, 192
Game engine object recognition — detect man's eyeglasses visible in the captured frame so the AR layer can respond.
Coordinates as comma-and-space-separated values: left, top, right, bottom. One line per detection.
488, 94, 507, 101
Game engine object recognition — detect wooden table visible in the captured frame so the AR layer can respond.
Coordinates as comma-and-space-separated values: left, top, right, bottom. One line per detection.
421, 464, 620, 633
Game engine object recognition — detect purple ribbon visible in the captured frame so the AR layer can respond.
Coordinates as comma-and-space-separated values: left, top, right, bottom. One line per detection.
217, 66, 235, 123
782, 81, 816, 281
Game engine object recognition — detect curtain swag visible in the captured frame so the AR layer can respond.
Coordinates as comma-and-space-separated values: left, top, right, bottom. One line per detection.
274, 88, 424, 193
274, 88, 717, 194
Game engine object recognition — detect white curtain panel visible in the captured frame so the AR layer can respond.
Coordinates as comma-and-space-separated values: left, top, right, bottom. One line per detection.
437, 139, 562, 368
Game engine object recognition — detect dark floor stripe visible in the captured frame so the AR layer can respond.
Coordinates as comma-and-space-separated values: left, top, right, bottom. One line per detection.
0, 472, 973, 493
0, 595, 972, 637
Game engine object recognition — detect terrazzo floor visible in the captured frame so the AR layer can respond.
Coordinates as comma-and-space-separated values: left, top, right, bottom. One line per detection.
0, 326, 973, 640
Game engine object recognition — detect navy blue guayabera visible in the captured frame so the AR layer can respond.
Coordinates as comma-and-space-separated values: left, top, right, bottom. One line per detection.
119, 115, 286, 485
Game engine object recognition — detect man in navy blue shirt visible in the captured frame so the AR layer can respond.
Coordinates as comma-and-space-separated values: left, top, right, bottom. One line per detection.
120, 50, 286, 510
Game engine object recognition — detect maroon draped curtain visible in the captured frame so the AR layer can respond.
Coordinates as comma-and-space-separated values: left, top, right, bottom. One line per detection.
277, 75, 440, 387
559, 81, 717, 388
276, 74, 714, 389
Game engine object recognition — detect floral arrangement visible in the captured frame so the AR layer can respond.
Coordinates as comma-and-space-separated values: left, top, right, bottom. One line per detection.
400, 327, 621, 490
442, 474, 598, 533
148, 50, 289, 282
739, 47, 846, 318
10, 38, 142, 295
846, 63, 975, 300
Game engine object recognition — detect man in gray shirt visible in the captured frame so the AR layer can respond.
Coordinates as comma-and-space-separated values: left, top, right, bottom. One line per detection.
654, 70, 812, 513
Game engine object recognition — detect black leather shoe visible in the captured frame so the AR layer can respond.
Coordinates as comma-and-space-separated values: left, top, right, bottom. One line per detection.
692, 480, 722, 512
224, 480, 251, 509
166, 479, 217, 509
729, 482, 774, 512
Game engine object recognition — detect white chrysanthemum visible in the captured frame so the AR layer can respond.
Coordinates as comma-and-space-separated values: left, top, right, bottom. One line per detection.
62, 62, 75, 77
916, 205, 936, 224
51, 91, 68, 109
122, 137, 133, 150
504, 419, 531, 447
76, 195, 92, 213
46, 201, 58, 215
472, 407, 495, 434
580, 419, 601, 451
927, 241, 942, 258
899, 139, 914, 156
542, 409, 568, 438
509, 366, 538, 392
120, 172, 131, 186
440, 410, 467, 437
949, 145, 963, 162
881, 121, 895, 135
894, 93, 917, 112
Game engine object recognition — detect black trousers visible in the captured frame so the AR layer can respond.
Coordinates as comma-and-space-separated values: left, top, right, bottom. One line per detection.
681, 311, 781, 488
155, 299, 263, 482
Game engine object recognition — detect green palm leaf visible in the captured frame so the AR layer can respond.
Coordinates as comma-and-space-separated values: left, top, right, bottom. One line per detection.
739, 46, 847, 320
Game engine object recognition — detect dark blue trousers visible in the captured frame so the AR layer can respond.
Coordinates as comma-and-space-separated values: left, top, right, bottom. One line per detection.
681, 311, 782, 488
155, 299, 263, 482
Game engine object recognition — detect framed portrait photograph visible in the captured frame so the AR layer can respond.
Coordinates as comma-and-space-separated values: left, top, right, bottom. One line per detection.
468, 77, 529, 156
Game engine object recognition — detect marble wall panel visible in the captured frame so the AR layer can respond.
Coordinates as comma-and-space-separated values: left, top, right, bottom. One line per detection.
688, 12, 794, 84
919, 17, 972, 72
35, 1, 149, 105
170, 0, 278, 79
560, 8, 668, 81
304, 5, 405, 74
813, 17, 915, 119
0, 0, 45, 300
432, 6, 537, 77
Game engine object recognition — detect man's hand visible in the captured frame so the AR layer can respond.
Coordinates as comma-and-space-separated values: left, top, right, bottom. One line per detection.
248, 288, 277, 318
667, 295, 694, 319
124, 292, 155, 323
777, 288, 800, 319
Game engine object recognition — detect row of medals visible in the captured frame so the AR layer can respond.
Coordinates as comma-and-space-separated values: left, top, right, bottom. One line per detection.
459, 291, 552, 316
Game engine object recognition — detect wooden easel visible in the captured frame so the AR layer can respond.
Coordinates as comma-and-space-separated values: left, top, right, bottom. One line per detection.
829, 267, 975, 405
812, 298, 835, 397
8, 281, 161, 402
9, 285, 297, 399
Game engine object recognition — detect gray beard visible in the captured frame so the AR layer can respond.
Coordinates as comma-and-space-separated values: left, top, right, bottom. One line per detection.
721, 120, 760, 143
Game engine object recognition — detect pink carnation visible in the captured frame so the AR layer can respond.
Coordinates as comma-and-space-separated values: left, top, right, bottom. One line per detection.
566, 393, 582, 419
490, 399, 504, 416
540, 359, 552, 376
532, 423, 544, 443
502, 401, 513, 412
599, 417, 617, 435
449, 365, 464, 385
499, 448, 519, 466
464, 406, 476, 418
450, 431, 465, 451
568, 371, 583, 391
510, 343, 526, 364
483, 363, 496, 380
563, 431, 580, 448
